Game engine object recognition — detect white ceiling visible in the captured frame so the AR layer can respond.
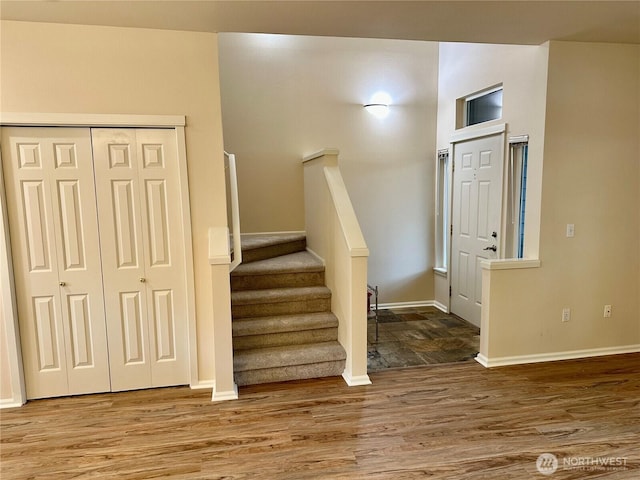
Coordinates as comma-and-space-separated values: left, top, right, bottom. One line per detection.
1, 0, 638, 46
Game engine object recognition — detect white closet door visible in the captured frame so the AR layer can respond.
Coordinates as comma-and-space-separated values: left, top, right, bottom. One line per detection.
2, 127, 110, 399
92, 128, 188, 391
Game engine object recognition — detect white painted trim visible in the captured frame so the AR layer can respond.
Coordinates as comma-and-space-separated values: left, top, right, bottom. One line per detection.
0, 399, 24, 409
305, 247, 326, 267
0, 143, 27, 409
190, 380, 214, 390
323, 166, 369, 257
378, 300, 435, 310
342, 371, 372, 386
433, 301, 449, 314
303, 148, 340, 163
208, 227, 232, 265
239, 230, 306, 237
175, 126, 199, 389
508, 134, 529, 144
0, 112, 185, 127
481, 258, 541, 270
433, 267, 447, 277
476, 345, 640, 368
211, 382, 239, 402
450, 122, 506, 143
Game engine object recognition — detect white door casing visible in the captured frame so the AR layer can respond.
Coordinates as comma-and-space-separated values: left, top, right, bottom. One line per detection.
451, 132, 505, 327
92, 128, 189, 391
2, 128, 111, 399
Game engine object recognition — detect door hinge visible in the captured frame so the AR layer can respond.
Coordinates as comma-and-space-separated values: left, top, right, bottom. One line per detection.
450, 224, 453, 235
449, 286, 452, 297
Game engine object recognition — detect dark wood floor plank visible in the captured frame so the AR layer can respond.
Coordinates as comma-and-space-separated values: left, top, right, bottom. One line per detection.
2, 354, 639, 479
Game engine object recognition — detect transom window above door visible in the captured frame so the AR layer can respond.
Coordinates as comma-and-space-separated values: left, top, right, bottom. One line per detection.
457, 85, 503, 128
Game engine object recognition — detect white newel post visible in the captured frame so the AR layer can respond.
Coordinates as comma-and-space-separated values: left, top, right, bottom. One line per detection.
208, 227, 238, 401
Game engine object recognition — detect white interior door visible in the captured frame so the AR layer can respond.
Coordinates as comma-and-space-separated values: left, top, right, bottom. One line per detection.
92, 128, 189, 391
451, 133, 504, 327
2, 127, 111, 399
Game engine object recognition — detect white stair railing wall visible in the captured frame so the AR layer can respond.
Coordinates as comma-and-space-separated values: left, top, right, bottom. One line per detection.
302, 149, 371, 387
224, 151, 242, 271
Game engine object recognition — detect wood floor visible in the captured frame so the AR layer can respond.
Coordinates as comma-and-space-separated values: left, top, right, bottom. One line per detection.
1, 354, 638, 479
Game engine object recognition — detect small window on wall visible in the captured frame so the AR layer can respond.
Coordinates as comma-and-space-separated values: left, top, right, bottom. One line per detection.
458, 86, 503, 128
506, 137, 529, 258
435, 149, 450, 271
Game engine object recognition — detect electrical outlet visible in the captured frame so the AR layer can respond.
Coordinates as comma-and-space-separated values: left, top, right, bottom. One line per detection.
562, 307, 571, 322
604, 305, 612, 318
566, 224, 575, 238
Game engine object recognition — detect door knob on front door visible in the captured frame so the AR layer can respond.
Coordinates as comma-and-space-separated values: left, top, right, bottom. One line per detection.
483, 245, 497, 252
59, 281, 66, 287
139, 277, 146, 283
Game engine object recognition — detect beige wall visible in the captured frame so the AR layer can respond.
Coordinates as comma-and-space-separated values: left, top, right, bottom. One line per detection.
483, 41, 640, 359
218, 34, 439, 304
0, 20, 227, 392
435, 42, 550, 309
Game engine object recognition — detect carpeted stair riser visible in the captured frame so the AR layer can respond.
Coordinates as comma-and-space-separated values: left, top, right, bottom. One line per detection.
234, 342, 346, 371
233, 312, 339, 337
231, 271, 324, 291
234, 361, 345, 386
233, 328, 338, 350
241, 238, 306, 264
231, 286, 331, 319
232, 298, 331, 319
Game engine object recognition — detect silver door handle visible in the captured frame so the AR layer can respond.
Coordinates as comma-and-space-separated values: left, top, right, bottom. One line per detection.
59, 281, 66, 287
483, 245, 497, 252
139, 277, 146, 283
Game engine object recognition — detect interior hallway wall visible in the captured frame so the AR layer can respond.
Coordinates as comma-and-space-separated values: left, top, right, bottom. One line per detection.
482, 41, 640, 359
0, 20, 226, 395
218, 34, 439, 304
434, 42, 550, 310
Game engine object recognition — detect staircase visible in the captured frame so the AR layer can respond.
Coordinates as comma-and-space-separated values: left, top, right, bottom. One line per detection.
231, 233, 347, 386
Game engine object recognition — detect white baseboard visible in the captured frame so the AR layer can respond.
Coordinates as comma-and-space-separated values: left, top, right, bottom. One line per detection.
211, 382, 239, 402
476, 344, 640, 368
238, 230, 306, 237
377, 300, 435, 310
0, 397, 25, 409
342, 371, 372, 386
190, 380, 214, 390
433, 301, 449, 313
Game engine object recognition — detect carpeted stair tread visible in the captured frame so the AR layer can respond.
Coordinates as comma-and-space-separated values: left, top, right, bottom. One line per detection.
233, 312, 338, 337
234, 341, 346, 372
239, 233, 306, 263
232, 251, 323, 276
231, 286, 331, 305
240, 233, 306, 251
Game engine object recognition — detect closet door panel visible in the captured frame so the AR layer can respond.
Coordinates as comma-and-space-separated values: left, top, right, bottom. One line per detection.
2, 128, 110, 398
49, 131, 111, 396
136, 129, 188, 387
92, 129, 152, 391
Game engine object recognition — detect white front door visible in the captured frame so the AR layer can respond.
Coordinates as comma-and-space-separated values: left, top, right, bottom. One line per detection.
451, 133, 504, 327
2, 128, 111, 399
92, 128, 189, 391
